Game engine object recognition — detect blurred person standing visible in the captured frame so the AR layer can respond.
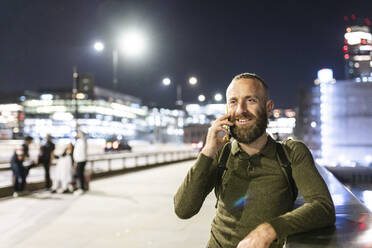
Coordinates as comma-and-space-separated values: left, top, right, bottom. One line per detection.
10, 147, 27, 197
73, 130, 88, 195
51, 143, 74, 193
22, 136, 33, 159
22, 136, 36, 174
38, 134, 55, 190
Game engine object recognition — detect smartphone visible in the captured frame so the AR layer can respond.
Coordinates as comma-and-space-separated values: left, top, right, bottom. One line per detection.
224, 104, 231, 141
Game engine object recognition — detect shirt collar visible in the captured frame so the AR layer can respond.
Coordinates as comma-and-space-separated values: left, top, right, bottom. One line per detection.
230, 134, 277, 159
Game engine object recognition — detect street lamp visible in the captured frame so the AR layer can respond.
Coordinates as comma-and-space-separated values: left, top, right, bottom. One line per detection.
162, 77, 171, 86
119, 31, 146, 58
214, 93, 223, 102
162, 76, 198, 107
189, 77, 198, 85
72, 66, 79, 134
93, 41, 104, 52
198, 94, 206, 102
93, 30, 147, 89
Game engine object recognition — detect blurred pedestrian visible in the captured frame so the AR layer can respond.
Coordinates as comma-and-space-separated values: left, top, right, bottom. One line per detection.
38, 134, 55, 190
51, 143, 74, 193
22, 136, 33, 159
10, 147, 27, 197
73, 130, 88, 195
22, 136, 36, 174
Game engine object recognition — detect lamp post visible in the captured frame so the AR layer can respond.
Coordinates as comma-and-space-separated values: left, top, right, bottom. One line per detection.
162, 76, 198, 144
72, 66, 80, 135
163, 76, 198, 107
93, 30, 147, 89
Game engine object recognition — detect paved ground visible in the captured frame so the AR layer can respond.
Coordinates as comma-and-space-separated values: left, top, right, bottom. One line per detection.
0, 160, 216, 248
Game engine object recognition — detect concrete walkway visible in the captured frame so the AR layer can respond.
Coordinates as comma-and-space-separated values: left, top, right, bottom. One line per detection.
0, 160, 216, 248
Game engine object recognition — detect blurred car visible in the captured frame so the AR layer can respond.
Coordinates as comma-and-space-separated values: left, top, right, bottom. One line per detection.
104, 135, 132, 152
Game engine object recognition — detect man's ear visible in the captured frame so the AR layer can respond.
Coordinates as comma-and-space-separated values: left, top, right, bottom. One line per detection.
266, 99, 274, 117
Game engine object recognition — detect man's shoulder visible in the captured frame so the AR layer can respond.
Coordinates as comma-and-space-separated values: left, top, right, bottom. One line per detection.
281, 138, 308, 150
280, 138, 311, 157
279, 138, 314, 167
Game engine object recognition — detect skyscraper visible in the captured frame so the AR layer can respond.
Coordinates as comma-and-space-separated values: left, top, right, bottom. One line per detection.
343, 17, 372, 82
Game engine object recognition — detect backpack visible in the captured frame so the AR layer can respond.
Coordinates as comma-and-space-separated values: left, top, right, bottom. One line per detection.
214, 141, 298, 208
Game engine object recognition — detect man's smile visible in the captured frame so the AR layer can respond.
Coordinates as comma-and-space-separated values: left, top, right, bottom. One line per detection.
235, 117, 255, 126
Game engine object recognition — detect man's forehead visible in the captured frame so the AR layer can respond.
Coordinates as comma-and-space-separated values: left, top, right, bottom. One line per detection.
226, 78, 264, 97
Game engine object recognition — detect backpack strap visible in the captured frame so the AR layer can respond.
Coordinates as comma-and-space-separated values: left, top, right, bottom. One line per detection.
214, 142, 231, 208
276, 142, 298, 202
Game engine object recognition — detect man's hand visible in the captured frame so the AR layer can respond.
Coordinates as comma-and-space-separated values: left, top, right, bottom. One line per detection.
236, 223, 277, 248
201, 114, 233, 158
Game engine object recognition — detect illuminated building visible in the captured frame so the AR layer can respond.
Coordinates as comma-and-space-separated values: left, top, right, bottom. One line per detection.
21, 87, 147, 139
148, 107, 184, 144
297, 69, 372, 166
267, 109, 296, 141
183, 104, 225, 144
23, 98, 147, 139
0, 86, 182, 143
343, 18, 372, 82
0, 104, 24, 139
295, 86, 321, 157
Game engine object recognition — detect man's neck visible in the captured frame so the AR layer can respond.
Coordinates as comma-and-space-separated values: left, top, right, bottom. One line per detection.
239, 133, 268, 156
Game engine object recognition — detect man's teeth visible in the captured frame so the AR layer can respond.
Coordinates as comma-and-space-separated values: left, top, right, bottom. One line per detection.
238, 119, 252, 123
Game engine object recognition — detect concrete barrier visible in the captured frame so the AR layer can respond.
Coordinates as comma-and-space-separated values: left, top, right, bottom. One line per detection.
0, 149, 198, 198
286, 165, 372, 247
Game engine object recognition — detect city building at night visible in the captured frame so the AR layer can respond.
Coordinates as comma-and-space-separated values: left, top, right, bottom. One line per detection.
0, 86, 185, 144
183, 104, 225, 147
297, 68, 372, 166
2, 87, 297, 146
267, 108, 296, 141
0, 103, 24, 139
343, 21, 372, 82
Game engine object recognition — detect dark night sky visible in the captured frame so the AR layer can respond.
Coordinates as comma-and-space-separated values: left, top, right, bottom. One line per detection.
1, 0, 372, 108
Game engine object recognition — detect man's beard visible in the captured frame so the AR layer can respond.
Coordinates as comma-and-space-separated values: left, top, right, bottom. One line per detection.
230, 106, 268, 144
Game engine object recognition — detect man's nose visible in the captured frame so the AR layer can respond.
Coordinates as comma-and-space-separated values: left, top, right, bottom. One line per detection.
235, 102, 247, 115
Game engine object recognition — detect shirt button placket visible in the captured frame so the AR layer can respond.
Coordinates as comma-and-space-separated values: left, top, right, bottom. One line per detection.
247, 160, 254, 172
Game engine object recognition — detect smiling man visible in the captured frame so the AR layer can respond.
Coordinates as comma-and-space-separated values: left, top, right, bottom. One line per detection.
174, 73, 335, 248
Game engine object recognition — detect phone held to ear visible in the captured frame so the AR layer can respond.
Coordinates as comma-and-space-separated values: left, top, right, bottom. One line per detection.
224, 104, 230, 142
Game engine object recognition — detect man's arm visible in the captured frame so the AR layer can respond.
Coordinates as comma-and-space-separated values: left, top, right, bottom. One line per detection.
237, 141, 335, 248
267, 140, 336, 239
173, 153, 218, 219
174, 114, 233, 219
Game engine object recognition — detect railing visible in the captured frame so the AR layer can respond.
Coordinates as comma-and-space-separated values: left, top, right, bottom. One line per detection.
87, 150, 198, 177
286, 164, 372, 247
0, 149, 199, 197
0, 150, 198, 172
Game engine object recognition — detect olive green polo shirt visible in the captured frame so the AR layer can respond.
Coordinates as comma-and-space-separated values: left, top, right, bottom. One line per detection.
174, 135, 335, 248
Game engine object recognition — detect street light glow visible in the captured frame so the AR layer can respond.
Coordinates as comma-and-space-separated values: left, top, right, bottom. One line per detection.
198, 94, 205, 102
94, 41, 105, 52
214, 93, 223, 102
189, 77, 198, 85
162, 77, 171, 86
119, 30, 146, 57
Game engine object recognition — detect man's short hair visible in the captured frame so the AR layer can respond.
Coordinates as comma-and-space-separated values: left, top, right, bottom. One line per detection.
232, 72, 269, 99
24, 136, 33, 142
